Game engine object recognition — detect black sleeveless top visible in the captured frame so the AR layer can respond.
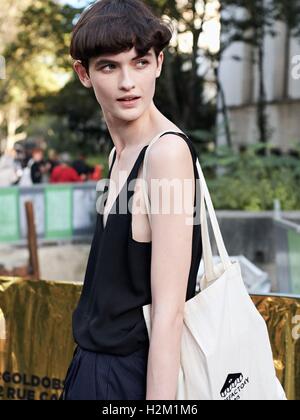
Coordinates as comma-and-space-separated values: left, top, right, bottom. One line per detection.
72, 132, 202, 356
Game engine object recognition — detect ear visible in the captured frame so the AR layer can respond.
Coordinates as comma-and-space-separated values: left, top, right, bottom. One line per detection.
73, 60, 92, 88
156, 51, 164, 79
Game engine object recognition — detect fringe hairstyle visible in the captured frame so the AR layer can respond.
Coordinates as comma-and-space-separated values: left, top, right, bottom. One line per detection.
70, 0, 174, 72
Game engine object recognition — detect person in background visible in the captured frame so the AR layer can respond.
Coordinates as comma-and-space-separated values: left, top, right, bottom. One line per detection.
0, 149, 19, 187
72, 154, 94, 181
46, 149, 60, 175
50, 153, 81, 183
29, 148, 47, 184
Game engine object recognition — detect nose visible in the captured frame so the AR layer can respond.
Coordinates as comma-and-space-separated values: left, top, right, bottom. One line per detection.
119, 67, 135, 91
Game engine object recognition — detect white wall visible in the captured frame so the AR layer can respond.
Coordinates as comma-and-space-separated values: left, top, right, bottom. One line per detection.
218, 19, 300, 150
289, 37, 300, 99
220, 102, 300, 151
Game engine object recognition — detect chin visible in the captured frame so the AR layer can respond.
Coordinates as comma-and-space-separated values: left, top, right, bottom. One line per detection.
117, 109, 144, 122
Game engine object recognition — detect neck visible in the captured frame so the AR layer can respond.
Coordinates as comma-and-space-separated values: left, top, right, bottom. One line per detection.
103, 101, 168, 161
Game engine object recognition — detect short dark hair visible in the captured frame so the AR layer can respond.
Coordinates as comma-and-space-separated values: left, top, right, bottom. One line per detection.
70, 0, 173, 72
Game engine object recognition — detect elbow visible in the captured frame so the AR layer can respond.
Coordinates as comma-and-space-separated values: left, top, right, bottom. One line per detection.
151, 308, 184, 331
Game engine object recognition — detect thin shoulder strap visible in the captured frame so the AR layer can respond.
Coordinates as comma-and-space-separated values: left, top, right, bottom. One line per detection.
108, 147, 116, 171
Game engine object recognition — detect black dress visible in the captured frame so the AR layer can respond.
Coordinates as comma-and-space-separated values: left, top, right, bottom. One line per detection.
61, 131, 202, 400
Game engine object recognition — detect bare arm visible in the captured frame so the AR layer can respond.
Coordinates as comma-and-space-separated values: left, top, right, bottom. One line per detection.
145, 134, 195, 400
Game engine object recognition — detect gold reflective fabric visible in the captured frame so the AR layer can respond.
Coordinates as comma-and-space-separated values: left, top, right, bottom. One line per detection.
251, 295, 300, 401
0, 277, 299, 400
0, 277, 82, 400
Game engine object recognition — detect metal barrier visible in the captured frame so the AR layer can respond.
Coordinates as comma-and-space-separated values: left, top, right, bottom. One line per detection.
0, 277, 299, 400
274, 216, 300, 295
0, 182, 105, 244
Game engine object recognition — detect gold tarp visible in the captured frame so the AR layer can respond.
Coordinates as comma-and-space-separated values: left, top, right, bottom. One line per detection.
252, 295, 300, 401
0, 277, 81, 400
0, 277, 299, 400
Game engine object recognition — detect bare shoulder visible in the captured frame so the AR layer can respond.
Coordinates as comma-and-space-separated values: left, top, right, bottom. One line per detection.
147, 132, 193, 176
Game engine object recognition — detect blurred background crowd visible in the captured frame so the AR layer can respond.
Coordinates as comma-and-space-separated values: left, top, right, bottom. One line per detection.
0, 143, 102, 187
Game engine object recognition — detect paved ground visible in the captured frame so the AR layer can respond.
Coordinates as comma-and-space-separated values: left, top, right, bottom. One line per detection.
0, 243, 90, 283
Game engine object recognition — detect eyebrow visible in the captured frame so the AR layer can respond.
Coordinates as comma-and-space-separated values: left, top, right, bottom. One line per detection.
94, 52, 152, 66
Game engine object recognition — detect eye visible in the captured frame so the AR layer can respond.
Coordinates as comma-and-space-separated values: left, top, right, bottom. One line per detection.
101, 63, 116, 72
136, 60, 149, 68
99, 60, 149, 72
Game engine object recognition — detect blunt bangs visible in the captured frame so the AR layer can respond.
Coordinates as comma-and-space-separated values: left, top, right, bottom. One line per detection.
70, 0, 173, 70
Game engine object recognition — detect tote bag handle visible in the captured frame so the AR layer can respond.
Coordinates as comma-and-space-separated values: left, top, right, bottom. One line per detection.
141, 131, 232, 282
195, 158, 232, 275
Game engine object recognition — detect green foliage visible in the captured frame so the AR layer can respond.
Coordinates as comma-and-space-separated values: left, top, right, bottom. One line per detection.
201, 144, 300, 210
0, 0, 81, 151
30, 75, 105, 155
2, 0, 78, 103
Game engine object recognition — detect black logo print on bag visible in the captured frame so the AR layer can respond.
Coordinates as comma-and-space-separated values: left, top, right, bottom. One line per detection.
220, 373, 249, 400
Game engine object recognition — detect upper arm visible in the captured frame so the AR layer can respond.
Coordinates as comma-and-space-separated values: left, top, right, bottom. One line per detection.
146, 135, 195, 321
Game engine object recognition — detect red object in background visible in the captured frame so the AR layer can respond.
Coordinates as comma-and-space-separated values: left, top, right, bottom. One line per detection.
50, 165, 81, 183
89, 164, 103, 181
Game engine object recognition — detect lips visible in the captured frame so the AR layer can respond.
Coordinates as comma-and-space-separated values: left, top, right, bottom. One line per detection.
117, 96, 140, 102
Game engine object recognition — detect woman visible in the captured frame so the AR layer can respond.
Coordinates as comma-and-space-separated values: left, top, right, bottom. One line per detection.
61, 0, 202, 400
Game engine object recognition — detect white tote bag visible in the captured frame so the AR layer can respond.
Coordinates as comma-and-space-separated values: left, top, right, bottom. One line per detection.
141, 131, 287, 400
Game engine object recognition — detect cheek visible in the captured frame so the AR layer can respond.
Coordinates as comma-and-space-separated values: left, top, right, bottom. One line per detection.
93, 80, 111, 98
139, 71, 157, 97
90, 79, 115, 106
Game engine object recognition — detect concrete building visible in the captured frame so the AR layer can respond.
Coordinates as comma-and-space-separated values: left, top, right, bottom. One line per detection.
218, 18, 300, 152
